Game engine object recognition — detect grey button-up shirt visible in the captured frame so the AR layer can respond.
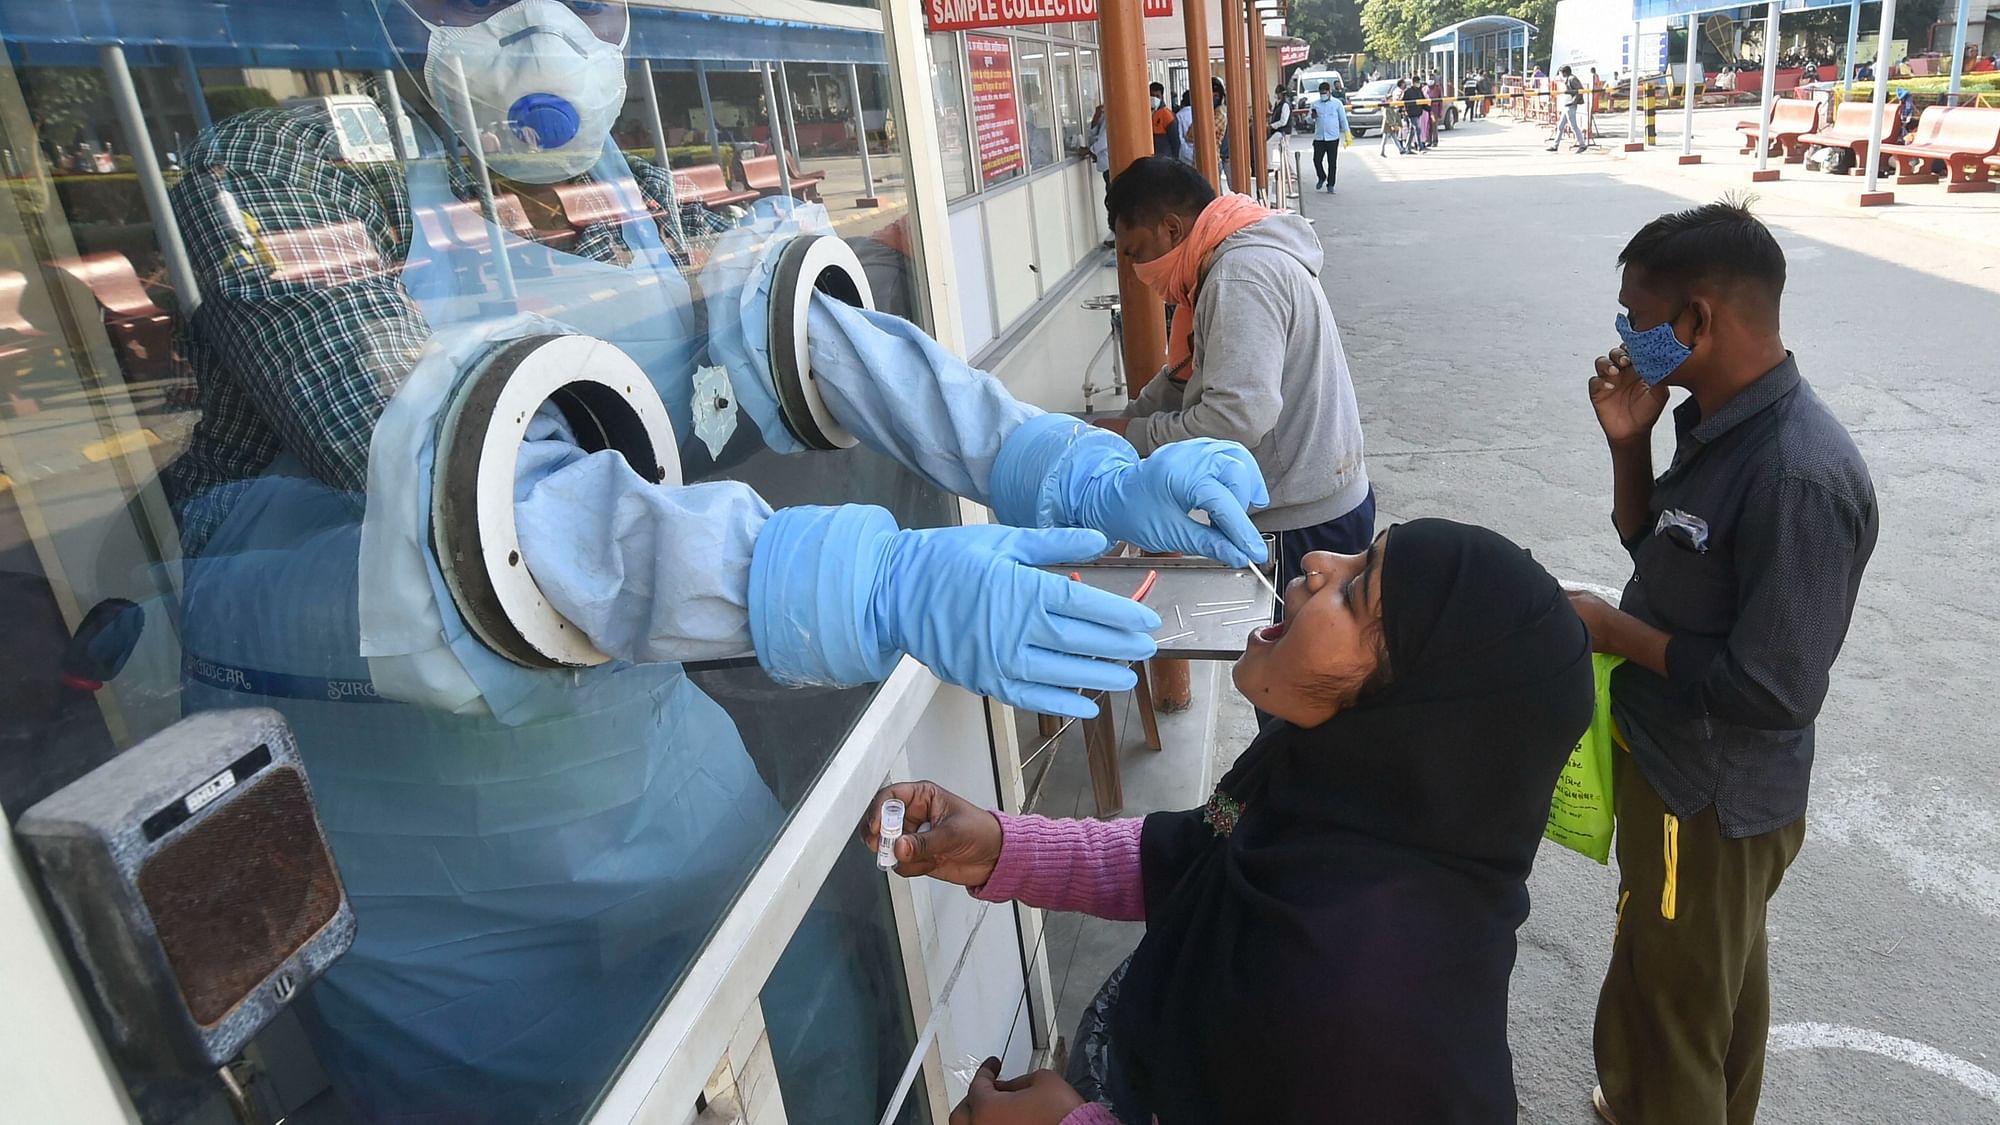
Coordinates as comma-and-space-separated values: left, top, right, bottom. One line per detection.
1612, 354, 1878, 837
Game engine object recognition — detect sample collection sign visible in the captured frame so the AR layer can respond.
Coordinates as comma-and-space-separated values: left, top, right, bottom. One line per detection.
928, 0, 1172, 33
968, 34, 1025, 183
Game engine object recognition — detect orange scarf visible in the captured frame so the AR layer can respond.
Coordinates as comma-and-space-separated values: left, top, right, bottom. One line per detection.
1132, 193, 1273, 381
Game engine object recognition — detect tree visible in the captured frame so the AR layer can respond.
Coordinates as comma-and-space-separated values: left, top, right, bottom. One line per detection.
1290, 0, 1367, 60
1360, 0, 1557, 68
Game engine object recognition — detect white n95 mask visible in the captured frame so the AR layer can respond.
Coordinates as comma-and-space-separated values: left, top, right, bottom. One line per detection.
412, 0, 629, 183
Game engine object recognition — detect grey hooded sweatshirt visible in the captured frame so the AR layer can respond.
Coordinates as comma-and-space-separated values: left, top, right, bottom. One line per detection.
1122, 211, 1369, 534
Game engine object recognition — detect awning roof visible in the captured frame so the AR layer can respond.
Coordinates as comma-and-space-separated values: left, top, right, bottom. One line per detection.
1420, 14, 1537, 45
0, 0, 887, 69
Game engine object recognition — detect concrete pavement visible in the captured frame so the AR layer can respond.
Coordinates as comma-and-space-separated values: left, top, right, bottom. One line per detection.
1284, 112, 2000, 1122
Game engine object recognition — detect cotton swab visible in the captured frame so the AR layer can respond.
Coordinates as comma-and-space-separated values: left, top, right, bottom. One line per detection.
1245, 560, 1281, 601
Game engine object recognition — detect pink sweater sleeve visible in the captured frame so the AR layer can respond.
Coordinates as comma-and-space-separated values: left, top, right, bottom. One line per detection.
970, 812, 1146, 922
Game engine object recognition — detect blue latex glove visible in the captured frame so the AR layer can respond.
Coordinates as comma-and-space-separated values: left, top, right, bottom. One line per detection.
750, 505, 1160, 719
991, 414, 1270, 568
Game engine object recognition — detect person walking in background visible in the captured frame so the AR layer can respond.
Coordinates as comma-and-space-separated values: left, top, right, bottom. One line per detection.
1550, 65, 1588, 152
1096, 157, 1374, 592
1149, 81, 1180, 158
1309, 81, 1349, 193
1212, 77, 1232, 187
1401, 76, 1430, 152
1083, 103, 1113, 248
1175, 89, 1197, 163
1424, 75, 1445, 146
1381, 80, 1408, 155
1570, 201, 1877, 1125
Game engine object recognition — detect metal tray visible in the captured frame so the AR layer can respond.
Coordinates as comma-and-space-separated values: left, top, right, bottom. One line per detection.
1042, 556, 1274, 660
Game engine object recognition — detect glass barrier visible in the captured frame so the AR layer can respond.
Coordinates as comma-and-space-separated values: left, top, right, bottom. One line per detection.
0, 0, 947, 1121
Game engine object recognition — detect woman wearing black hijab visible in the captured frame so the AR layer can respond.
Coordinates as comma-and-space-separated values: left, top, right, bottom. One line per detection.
864, 519, 1594, 1124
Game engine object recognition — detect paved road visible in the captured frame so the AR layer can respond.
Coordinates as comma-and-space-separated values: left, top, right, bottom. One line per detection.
1285, 115, 2000, 1123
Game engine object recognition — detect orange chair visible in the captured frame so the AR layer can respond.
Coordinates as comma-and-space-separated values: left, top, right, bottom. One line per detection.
552, 178, 658, 233
738, 154, 818, 201
1879, 105, 2000, 191
1737, 98, 1822, 161
259, 221, 398, 287
45, 252, 173, 378
785, 150, 829, 194
674, 163, 759, 208
1798, 100, 1906, 172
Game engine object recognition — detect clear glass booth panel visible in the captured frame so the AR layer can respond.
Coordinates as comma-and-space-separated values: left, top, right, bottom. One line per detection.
0, 0, 947, 1121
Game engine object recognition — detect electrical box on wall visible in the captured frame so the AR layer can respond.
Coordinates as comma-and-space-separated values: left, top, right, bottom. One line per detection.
15, 708, 354, 1077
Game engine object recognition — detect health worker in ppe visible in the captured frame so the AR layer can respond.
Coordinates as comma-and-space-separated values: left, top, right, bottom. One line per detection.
162, 1, 1271, 1122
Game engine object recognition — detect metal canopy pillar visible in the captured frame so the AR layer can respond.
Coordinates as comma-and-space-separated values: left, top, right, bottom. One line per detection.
177, 48, 212, 134
1947, 0, 1972, 104
1859, 0, 1900, 205
1752, 0, 1781, 180
846, 64, 881, 207
378, 70, 411, 160
1184, 0, 1220, 187
695, 62, 723, 166
1843, 0, 1861, 94
774, 63, 802, 160
1626, 21, 1643, 150
1680, 15, 1702, 163
1221, 0, 1253, 193
1100, 0, 1167, 391
638, 60, 670, 166
760, 64, 795, 200
100, 45, 200, 310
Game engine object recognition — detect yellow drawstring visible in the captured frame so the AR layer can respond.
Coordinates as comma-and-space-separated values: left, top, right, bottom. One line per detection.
1616, 889, 1630, 938
1661, 813, 1680, 921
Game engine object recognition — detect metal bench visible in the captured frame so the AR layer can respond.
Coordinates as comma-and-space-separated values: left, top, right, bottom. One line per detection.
1737, 98, 1822, 162
1798, 100, 1905, 173
674, 163, 759, 209
44, 252, 173, 378
1880, 105, 2000, 192
739, 154, 818, 201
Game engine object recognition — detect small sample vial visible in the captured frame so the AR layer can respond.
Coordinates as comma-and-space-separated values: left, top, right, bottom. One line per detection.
876, 799, 906, 870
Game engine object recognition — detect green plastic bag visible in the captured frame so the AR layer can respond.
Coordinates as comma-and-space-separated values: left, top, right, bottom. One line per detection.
1544, 654, 1625, 864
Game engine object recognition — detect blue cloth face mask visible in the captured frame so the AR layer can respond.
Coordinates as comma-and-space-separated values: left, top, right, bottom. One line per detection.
1614, 311, 1693, 386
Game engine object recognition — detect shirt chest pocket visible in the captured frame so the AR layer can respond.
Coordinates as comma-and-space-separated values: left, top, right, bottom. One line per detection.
1635, 519, 1738, 635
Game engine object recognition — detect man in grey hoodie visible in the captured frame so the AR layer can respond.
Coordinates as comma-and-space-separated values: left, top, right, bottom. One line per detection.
1097, 157, 1373, 594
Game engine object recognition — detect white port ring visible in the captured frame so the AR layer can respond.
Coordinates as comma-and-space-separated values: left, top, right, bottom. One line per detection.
767, 234, 872, 451
431, 334, 682, 669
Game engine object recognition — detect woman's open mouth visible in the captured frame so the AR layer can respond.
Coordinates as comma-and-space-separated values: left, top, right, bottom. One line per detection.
1254, 621, 1287, 644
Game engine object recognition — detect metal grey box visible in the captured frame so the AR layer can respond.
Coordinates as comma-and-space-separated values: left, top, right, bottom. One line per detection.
16, 708, 354, 1072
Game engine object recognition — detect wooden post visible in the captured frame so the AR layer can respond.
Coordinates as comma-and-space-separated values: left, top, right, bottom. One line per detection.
1221, 0, 1253, 194
1100, 0, 1168, 393
1082, 692, 1124, 816
1184, 0, 1220, 187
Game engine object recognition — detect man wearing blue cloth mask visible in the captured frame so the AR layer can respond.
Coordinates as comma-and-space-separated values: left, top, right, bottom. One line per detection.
1567, 201, 1876, 1125
162, 1, 1269, 1121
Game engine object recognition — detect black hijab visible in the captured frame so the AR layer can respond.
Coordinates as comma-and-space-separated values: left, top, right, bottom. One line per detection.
1108, 519, 1593, 1124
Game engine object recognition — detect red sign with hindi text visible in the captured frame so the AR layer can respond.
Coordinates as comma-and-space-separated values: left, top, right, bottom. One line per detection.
928, 0, 1172, 33
967, 35, 1025, 184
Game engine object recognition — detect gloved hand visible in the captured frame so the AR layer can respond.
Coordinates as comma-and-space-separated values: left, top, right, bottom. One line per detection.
990, 414, 1269, 568
1071, 437, 1270, 568
750, 505, 1160, 719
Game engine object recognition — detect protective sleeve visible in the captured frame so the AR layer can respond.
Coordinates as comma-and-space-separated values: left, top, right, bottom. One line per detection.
513, 404, 773, 665
804, 293, 1040, 506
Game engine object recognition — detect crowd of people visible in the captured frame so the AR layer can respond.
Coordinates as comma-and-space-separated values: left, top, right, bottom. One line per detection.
862, 166, 1879, 1125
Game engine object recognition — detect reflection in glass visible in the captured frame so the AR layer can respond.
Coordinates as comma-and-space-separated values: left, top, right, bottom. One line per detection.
928, 32, 975, 201
0, 0, 944, 1121
1018, 50, 1057, 171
